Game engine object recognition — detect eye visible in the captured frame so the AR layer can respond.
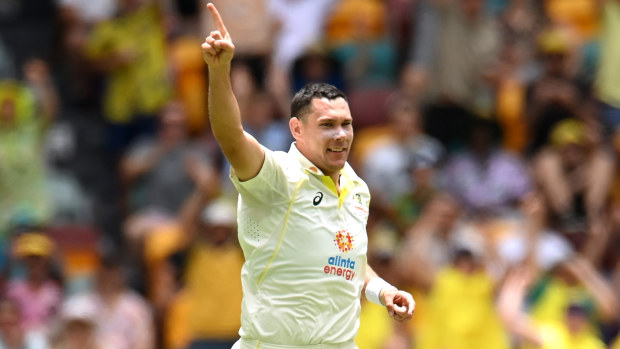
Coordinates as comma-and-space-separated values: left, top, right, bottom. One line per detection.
320, 122, 333, 127
343, 121, 352, 127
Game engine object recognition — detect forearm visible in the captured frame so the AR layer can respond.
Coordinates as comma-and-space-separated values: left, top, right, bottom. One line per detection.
30, 80, 59, 122
395, 238, 435, 291
572, 261, 619, 321
121, 148, 163, 182
497, 271, 543, 347
364, 264, 379, 286
585, 152, 614, 219
364, 265, 397, 305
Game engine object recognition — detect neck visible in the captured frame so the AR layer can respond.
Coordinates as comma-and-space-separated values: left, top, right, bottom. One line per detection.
329, 173, 341, 195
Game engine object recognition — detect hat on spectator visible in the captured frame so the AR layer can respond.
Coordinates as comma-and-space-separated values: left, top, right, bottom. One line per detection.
408, 150, 441, 171
537, 28, 570, 55
14, 232, 54, 258
201, 197, 237, 226
498, 230, 574, 271
60, 296, 97, 325
550, 118, 587, 147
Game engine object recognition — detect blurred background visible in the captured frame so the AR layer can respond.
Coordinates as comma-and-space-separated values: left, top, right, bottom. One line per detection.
0, 0, 620, 348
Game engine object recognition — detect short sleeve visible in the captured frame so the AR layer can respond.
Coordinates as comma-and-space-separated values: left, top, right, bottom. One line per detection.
230, 147, 292, 206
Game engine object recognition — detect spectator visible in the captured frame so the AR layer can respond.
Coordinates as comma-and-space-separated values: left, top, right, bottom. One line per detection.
532, 118, 614, 234
440, 118, 531, 217
0, 59, 59, 234
415, 248, 510, 349
492, 0, 547, 153
361, 94, 443, 221
391, 145, 443, 228
84, 0, 171, 155
164, 195, 242, 349
290, 45, 344, 98
496, 191, 576, 274
498, 265, 612, 349
6, 232, 62, 334
63, 254, 155, 349
266, 0, 337, 118
527, 257, 618, 335
242, 90, 292, 152
121, 101, 216, 217
396, 194, 469, 292
524, 27, 590, 154
402, 0, 501, 146
326, 0, 398, 89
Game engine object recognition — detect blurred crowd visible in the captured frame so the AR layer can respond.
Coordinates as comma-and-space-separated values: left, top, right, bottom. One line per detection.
1, 0, 620, 348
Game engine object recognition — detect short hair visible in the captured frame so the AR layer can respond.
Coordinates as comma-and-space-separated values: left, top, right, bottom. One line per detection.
290, 82, 347, 120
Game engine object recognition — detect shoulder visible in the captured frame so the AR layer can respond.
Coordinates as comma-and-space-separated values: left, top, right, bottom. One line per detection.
344, 162, 370, 192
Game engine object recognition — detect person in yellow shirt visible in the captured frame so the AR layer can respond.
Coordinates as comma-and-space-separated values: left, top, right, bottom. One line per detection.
156, 186, 243, 349
526, 257, 619, 341
498, 267, 609, 349
415, 247, 510, 349
85, 0, 171, 154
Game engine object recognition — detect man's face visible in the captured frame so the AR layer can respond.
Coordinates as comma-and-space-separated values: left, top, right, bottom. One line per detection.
291, 97, 353, 177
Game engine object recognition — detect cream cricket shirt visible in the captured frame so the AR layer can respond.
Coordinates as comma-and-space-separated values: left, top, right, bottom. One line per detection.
230, 143, 371, 347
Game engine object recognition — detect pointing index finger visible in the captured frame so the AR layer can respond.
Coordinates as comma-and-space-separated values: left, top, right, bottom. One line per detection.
207, 3, 228, 37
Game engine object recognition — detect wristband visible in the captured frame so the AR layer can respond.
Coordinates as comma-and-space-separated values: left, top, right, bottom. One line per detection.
365, 277, 397, 306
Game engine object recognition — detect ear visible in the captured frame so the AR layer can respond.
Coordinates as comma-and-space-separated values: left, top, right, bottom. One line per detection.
290, 117, 302, 141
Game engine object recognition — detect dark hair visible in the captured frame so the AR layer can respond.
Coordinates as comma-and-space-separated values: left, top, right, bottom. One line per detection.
290, 82, 347, 120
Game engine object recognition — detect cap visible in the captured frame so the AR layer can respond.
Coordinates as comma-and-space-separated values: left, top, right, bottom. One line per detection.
550, 119, 586, 147
538, 29, 570, 55
14, 232, 54, 258
408, 151, 440, 171
60, 296, 97, 324
498, 230, 574, 271
201, 198, 237, 226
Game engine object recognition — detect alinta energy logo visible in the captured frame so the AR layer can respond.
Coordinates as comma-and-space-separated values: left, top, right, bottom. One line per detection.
323, 229, 357, 280
334, 229, 354, 253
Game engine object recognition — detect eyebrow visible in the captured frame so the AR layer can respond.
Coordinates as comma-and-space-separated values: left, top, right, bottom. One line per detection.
316, 116, 353, 123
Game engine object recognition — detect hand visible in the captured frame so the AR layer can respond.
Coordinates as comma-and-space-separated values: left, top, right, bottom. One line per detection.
382, 289, 415, 323
185, 154, 213, 189
201, 3, 235, 69
520, 191, 545, 229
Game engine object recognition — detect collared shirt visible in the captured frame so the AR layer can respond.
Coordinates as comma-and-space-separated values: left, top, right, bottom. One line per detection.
231, 143, 371, 346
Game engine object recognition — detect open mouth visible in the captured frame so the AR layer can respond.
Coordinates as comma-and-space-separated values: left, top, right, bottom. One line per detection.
328, 147, 346, 153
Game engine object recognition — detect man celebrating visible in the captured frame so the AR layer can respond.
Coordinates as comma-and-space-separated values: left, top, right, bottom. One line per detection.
202, 3, 415, 348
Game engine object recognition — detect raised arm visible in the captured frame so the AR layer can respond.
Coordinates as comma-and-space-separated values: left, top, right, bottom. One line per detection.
563, 257, 620, 322
497, 267, 544, 347
202, 3, 265, 181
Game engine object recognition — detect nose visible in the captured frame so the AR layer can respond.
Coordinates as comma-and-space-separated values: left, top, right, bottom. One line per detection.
334, 126, 347, 141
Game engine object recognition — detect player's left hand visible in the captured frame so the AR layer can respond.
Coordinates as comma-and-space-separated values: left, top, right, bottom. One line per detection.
382, 289, 415, 322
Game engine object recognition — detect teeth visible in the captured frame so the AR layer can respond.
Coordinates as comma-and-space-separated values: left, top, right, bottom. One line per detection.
330, 148, 344, 152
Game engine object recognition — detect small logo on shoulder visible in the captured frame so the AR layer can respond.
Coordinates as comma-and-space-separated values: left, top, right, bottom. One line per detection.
313, 192, 323, 206
355, 193, 362, 205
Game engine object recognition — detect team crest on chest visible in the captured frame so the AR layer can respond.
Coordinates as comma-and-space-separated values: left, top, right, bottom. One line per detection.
334, 229, 354, 253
